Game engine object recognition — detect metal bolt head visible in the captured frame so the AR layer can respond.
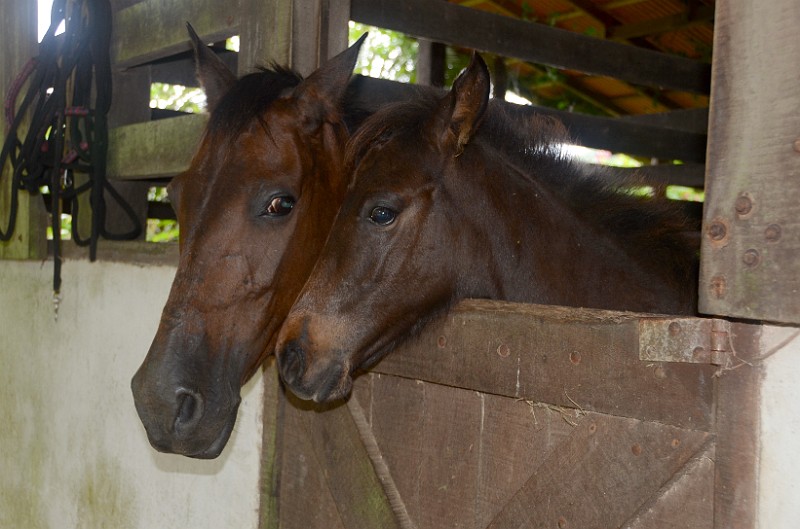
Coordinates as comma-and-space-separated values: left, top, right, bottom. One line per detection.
496, 343, 510, 358
735, 194, 753, 217
707, 221, 727, 241
706, 218, 730, 248
709, 276, 727, 299
765, 224, 782, 242
742, 248, 761, 268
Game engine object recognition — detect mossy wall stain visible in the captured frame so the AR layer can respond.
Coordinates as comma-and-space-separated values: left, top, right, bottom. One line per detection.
0, 357, 48, 529
75, 457, 136, 529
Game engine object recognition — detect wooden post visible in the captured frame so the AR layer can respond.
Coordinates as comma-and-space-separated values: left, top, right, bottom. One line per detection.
417, 39, 445, 88
0, 0, 46, 259
699, 0, 800, 324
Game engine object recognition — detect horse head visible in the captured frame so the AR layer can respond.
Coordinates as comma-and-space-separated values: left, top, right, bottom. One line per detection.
131, 27, 365, 457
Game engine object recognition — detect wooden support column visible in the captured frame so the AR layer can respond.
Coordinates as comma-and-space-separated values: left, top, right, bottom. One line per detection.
699, 0, 800, 324
239, 0, 350, 76
0, 0, 46, 259
417, 39, 445, 88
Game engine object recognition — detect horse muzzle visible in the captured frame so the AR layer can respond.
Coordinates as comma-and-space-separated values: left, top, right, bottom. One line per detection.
277, 339, 353, 403
131, 365, 241, 459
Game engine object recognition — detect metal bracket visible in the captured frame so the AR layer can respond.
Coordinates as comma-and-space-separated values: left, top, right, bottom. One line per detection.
639, 317, 732, 365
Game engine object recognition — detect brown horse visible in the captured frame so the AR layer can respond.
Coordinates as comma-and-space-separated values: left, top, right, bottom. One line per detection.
130, 28, 366, 458
275, 54, 699, 403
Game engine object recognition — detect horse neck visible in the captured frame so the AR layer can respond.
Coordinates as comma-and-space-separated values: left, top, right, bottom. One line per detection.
454, 157, 688, 314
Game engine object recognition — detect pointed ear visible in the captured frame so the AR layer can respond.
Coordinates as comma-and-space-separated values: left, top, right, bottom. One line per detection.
187, 22, 236, 111
292, 33, 368, 128
435, 53, 490, 156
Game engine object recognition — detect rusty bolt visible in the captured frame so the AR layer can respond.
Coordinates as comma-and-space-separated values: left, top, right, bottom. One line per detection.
654, 365, 667, 379
742, 249, 761, 268
437, 336, 447, 349
631, 443, 643, 456
709, 276, 727, 299
693, 346, 709, 362
569, 351, 582, 365
707, 221, 727, 241
589, 423, 597, 434
668, 321, 682, 336
671, 438, 681, 448
765, 224, 782, 242
558, 517, 568, 529
735, 194, 753, 217
496, 343, 510, 358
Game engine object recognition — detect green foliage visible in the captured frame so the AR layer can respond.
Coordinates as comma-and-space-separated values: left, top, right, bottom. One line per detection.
349, 22, 419, 83
150, 83, 205, 113
146, 186, 179, 243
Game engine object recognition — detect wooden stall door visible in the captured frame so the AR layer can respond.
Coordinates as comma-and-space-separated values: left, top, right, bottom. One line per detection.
264, 302, 757, 528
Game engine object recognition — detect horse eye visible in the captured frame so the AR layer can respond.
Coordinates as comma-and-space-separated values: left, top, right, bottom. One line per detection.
264, 195, 295, 217
369, 206, 397, 226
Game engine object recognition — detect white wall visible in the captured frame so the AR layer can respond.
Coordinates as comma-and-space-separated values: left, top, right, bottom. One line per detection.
0, 258, 264, 529
758, 326, 800, 528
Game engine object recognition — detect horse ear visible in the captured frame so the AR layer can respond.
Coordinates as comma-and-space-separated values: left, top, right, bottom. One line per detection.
436, 53, 490, 156
293, 33, 368, 128
187, 23, 236, 111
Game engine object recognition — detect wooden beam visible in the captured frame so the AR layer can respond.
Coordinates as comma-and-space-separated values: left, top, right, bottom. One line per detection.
609, 5, 715, 40
417, 40, 446, 88
107, 114, 207, 180
619, 107, 709, 135
699, 0, 800, 324
348, 76, 707, 161
374, 300, 717, 431
112, 0, 243, 68
0, 0, 46, 260
351, 0, 711, 94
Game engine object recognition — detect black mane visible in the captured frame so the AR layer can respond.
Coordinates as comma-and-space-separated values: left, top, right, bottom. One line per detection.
207, 65, 303, 138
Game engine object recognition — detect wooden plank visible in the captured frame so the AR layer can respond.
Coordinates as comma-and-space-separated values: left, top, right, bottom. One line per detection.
608, 5, 715, 40
103, 44, 151, 239
113, 0, 242, 68
258, 363, 283, 529
486, 413, 713, 528
238, 0, 291, 71
349, 76, 707, 161
373, 300, 716, 430
350, 0, 711, 94
712, 323, 762, 529
277, 391, 347, 529
284, 393, 402, 529
354, 373, 579, 528
149, 50, 237, 86
106, 114, 207, 180
0, 0, 46, 260
619, 107, 709, 135
698, 0, 800, 324
623, 445, 715, 529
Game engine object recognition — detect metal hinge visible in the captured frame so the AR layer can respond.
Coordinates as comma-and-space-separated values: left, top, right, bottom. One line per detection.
639, 317, 732, 365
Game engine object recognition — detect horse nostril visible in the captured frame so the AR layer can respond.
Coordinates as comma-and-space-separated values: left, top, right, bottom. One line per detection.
173, 387, 205, 437
279, 342, 306, 386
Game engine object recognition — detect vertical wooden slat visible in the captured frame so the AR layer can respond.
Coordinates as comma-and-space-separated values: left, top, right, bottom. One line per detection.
0, 0, 46, 260
712, 323, 762, 529
417, 40, 445, 87
699, 0, 800, 324
103, 12, 152, 240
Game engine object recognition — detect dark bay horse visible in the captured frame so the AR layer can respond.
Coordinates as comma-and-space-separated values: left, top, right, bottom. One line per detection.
131, 28, 366, 458
275, 54, 699, 403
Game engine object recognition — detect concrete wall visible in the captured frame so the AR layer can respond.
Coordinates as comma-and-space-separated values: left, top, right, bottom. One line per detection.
0, 258, 264, 529
758, 326, 800, 527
